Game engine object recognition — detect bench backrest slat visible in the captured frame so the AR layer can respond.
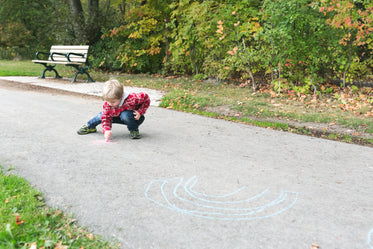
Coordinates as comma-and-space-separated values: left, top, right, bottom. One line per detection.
49, 45, 89, 63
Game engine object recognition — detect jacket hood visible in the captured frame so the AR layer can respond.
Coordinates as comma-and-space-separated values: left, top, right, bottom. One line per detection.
119, 91, 130, 106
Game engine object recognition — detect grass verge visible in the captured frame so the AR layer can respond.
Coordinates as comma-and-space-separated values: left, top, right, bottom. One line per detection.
0, 167, 119, 249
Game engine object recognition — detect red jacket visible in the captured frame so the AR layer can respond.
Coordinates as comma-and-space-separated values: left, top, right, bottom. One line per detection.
101, 92, 150, 132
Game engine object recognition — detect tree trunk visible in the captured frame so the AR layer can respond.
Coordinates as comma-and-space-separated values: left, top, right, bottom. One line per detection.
70, 0, 86, 43
87, 0, 100, 45
342, 38, 353, 88
242, 39, 256, 91
70, 0, 101, 45
190, 42, 198, 75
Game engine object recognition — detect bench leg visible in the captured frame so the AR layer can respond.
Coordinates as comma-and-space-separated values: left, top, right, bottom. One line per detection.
69, 65, 95, 83
85, 72, 95, 83
40, 64, 62, 79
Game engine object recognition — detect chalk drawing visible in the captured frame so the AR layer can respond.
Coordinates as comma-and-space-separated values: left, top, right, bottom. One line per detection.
368, 228, 373, 249
91, 139, 117, 145
145, 176, 298, 220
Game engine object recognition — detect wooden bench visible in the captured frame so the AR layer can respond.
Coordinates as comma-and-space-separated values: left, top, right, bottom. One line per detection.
32, 45, 94, 82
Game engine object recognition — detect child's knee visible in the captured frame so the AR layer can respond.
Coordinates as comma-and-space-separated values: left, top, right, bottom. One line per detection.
120, 110, 134, 122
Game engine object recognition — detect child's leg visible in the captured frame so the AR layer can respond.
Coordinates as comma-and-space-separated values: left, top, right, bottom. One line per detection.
119, 110, 145, 131
77, 112, 102, 135
87, 112, 124, 127
87, 112, 103, 128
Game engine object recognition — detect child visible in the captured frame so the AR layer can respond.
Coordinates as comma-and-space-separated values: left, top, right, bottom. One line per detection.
77, 79, 150, 140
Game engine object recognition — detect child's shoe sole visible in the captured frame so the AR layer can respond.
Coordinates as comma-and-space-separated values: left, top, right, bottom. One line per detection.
77, 125, 97, 135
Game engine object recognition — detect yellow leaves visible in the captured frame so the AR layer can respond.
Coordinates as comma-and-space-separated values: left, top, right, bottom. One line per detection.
146, 47, 161, 55
99, 58, 106, 67
128, 31, 141, 39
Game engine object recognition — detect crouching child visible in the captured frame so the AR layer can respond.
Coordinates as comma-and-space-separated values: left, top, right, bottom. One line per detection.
77, 79, 150, 141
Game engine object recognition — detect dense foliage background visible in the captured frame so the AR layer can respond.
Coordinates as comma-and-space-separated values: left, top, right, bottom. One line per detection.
0, 0, 372, 91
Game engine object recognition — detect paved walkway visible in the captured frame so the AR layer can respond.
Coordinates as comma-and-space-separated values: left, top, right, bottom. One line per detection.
0, 76, 164, 106
0, 77, 373, 248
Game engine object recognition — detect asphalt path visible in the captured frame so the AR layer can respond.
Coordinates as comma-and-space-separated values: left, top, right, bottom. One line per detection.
1, 86, 373, 248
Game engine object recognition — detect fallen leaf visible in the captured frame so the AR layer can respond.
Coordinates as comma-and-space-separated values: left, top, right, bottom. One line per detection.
29, 242, 37, 249
87, 233, 94, 240
55, 242, 68, 249
16, 215, 24, 225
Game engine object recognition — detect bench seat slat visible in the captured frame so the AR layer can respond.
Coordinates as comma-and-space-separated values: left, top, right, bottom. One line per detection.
51, 45, 89, 50
32, 60, 82, 65
51, 49, 88, 54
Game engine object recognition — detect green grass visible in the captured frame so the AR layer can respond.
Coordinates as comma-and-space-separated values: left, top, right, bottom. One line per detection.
0, 60, 79, 79
0, 60, 50, 77
0, 167, 119, 249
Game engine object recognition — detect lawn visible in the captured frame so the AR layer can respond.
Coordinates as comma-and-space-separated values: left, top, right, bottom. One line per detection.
0, 167, 119, 249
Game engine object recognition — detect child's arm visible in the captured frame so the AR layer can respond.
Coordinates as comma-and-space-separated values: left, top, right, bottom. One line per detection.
104, 130, 112, 142
101, 102, 113, 137
134, 93, 150, 115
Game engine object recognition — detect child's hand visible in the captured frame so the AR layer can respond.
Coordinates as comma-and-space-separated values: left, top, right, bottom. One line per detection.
133, 110, 141, 120
104, 130, 112, 142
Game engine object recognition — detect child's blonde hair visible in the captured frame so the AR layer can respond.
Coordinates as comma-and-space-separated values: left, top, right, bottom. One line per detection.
102, 79, 123, 101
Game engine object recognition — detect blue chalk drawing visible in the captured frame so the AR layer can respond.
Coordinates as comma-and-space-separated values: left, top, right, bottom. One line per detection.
145, 176, 298, 220
368, 228, 373, 249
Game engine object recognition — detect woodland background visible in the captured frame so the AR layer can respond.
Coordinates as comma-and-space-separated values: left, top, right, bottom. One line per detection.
0, 0, 372, 92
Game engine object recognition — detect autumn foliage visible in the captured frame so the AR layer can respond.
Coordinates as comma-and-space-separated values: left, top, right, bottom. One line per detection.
0, 0, 372, 90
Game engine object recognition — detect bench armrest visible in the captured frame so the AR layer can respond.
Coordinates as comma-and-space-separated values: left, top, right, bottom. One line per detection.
66, 52, 85, 62
35, 51, 50, 60
50, 52, 67, 61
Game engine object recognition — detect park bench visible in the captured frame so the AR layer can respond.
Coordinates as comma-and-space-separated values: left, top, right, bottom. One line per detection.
32, 45, 94, 82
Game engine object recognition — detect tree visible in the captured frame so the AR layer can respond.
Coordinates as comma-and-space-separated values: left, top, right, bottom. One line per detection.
0, 0, 54, 48
262, 0, 339, 94
69, 0, 101, 44
318, 0, 373, 87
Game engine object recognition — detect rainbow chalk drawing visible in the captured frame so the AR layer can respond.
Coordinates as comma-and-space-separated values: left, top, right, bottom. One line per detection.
368, 228, 373, 249
145, 176, 298, 220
